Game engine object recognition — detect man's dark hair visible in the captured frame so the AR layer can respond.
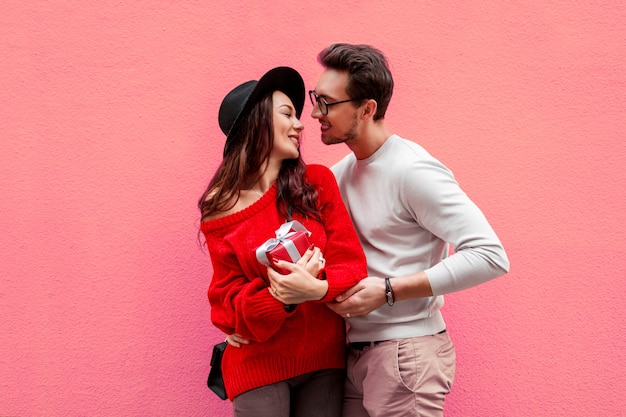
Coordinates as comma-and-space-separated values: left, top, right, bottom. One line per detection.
317, 43, 394, 120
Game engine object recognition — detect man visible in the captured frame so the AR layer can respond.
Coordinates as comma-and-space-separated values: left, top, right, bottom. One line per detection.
309, 43, 510, 417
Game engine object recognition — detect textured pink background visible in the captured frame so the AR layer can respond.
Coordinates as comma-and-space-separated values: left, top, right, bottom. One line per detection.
1, 2, 625, 416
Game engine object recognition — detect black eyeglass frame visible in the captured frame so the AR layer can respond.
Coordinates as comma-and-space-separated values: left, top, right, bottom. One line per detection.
308, 90, 366, 115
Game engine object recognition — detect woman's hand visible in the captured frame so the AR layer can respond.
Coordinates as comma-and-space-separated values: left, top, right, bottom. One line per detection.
297, 246, 326, 278
267, 247, 328, 304
225, 333, 250, 348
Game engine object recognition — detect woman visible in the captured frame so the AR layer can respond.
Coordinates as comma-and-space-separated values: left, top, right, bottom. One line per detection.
199, 66, 367, 417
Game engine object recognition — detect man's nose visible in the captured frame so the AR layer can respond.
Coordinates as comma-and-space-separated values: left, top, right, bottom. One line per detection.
310, 104, 322, 119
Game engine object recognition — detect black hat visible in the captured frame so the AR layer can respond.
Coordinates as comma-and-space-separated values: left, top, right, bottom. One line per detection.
218, 66, 305, 156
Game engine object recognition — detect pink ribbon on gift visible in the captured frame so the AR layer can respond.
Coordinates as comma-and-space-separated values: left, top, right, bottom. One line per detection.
255, 220, 311, 267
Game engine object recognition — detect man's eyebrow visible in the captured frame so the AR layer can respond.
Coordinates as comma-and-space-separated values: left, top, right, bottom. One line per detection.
316, 92, 336, 100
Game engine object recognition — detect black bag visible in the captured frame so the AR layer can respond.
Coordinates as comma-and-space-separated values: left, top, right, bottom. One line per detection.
207, 341, 228, 400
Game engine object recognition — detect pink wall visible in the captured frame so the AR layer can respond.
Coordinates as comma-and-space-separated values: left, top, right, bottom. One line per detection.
1, 2, 624, 416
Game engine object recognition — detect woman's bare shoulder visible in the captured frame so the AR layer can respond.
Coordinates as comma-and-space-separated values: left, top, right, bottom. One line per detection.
202, 189, 257, 222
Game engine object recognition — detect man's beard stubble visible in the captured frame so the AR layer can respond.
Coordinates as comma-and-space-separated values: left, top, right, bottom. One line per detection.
321, 117, 358, 146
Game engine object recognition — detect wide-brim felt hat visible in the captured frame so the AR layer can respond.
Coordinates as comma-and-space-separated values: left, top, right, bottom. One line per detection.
218, 66, 305, 156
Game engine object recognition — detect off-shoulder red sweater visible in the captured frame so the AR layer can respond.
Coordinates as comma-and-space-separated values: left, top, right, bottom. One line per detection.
201, 164, 367, 399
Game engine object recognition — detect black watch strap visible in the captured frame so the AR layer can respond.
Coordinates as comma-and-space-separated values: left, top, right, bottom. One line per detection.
385, 277, 395, 306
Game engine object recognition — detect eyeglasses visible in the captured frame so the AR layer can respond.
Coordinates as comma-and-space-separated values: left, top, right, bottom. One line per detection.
308, 90, 365, 116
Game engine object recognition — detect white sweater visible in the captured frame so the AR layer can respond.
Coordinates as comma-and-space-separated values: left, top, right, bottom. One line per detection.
332, 135, 510, 342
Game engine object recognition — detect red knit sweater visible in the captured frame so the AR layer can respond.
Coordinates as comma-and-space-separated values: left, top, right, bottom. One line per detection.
201, 164, 367, 399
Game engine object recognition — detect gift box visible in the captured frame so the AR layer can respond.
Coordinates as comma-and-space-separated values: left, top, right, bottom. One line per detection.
255, 221, 311, 274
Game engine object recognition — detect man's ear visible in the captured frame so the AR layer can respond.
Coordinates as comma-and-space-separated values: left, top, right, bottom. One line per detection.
360, 99, 378, 120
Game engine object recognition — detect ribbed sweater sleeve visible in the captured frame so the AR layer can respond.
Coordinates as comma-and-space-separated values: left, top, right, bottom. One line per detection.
305, 165, 368, 302
203, 198, 291, 343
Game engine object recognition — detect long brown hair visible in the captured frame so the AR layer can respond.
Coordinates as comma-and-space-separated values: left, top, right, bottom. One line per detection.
198, 93, 321, 222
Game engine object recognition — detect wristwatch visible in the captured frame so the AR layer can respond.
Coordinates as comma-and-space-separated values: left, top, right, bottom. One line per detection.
385, 277, 395, 306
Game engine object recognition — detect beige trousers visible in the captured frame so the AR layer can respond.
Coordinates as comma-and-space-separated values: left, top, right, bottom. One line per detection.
344, 332, 456, 417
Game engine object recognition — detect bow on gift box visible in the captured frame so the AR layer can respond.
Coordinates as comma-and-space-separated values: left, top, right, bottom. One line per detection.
255, 221, 312, 272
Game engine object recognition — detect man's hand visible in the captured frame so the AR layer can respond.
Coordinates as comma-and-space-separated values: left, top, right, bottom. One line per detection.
326, 276, 387, 318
